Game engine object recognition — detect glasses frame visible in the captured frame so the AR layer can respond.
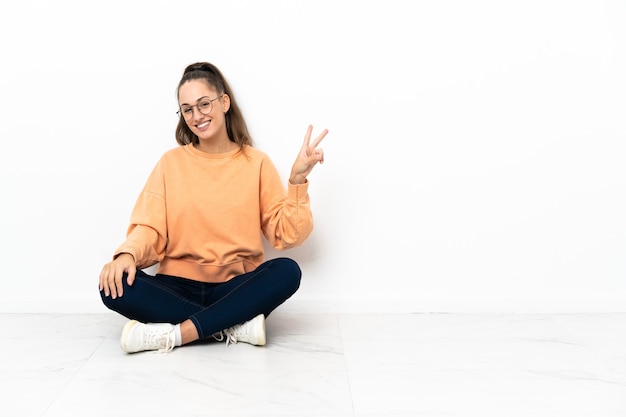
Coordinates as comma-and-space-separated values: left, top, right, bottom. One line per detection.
177, 95, 223, 119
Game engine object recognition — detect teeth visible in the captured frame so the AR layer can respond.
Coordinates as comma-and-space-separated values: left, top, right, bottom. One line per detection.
198, 121, 209, 128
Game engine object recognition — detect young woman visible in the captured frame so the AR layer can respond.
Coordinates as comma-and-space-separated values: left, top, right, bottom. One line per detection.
99, 62, 328, 353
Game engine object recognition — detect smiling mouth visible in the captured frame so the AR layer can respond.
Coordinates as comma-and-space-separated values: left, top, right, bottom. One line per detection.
197, 120, 211, 129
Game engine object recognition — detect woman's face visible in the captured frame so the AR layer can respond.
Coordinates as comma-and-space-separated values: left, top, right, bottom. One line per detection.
178, 79, 230, 144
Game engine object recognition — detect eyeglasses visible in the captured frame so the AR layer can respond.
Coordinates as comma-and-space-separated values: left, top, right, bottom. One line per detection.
177, 95, 222, 120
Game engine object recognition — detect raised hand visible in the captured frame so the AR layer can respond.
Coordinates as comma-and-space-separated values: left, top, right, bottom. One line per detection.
289, 125, 329, 185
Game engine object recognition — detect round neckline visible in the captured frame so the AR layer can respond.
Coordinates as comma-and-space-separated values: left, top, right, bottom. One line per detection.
185, 143, 241, 159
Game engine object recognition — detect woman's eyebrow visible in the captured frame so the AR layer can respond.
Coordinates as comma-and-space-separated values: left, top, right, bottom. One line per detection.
179, 96, 211, 106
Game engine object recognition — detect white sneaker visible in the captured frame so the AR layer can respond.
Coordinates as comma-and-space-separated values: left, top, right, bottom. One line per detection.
120, 320, 176, 353
213, 314, 266, 346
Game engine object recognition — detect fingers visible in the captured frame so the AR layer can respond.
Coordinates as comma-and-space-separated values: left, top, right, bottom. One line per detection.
126, 265, 137, 287
99, 262, 134, 299
310, 128, 328, 149
315, 148, 324, 164
290, 125, 328, 184
100, 268, 121, 299
113, 272, 124, 298
99, 266, 111, 297
301, 125, 328, 168
302, 125, 328, 150
301, 125, 313, 152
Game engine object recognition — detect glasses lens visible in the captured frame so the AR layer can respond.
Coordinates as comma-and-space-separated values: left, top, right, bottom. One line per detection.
179, 106, 193, 119
197, 100, 213, 115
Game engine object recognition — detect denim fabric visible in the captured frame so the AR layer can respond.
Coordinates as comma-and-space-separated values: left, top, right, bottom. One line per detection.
100, 257, 301, 339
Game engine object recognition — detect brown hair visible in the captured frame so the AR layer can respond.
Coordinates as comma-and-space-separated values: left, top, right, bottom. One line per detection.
175, 62, 253, 149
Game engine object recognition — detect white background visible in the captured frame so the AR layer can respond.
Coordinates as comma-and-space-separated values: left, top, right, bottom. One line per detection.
0, 0, 624, 314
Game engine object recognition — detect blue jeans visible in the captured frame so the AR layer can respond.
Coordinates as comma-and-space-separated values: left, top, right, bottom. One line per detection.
100, 257, 301, 339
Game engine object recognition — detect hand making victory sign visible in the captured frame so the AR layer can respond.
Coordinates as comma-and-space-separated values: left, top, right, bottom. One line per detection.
289, 125, 329, 185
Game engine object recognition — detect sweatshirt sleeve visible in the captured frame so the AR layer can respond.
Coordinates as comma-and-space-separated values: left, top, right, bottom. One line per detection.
113, 160, 168, 269
260, 156, 314, 250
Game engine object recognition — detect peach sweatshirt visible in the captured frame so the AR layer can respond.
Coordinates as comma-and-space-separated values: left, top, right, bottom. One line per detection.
114, 144, 314, 283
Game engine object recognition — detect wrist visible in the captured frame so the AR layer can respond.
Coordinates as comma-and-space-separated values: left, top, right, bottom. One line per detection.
289, 175, 307, 185
114, 252, 135, 262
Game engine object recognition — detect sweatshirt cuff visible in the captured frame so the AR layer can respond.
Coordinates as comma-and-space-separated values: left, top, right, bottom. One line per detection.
113, 248, 137, 262
287, 179, 309, 201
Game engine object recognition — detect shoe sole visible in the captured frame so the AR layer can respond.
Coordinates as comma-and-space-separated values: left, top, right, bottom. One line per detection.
120, 320, 140, 353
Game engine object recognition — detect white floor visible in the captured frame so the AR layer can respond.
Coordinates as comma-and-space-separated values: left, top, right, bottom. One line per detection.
1, 312, 625, 417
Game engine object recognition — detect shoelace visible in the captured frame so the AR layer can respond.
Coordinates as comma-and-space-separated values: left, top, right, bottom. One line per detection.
212, 326, 243, 347
143, 326, 175, 353
156, 335, 175, 353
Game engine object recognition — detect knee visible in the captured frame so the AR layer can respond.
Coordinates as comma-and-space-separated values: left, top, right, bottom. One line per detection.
273, 257, 301, 293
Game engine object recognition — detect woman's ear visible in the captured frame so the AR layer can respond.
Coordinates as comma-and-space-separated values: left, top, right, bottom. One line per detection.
221, 94, 231, 113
